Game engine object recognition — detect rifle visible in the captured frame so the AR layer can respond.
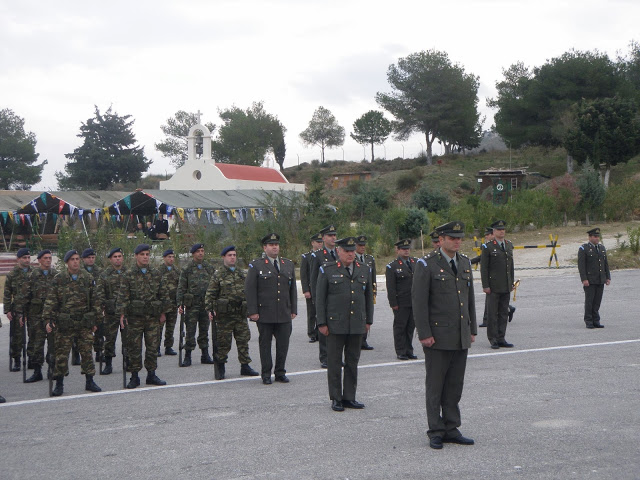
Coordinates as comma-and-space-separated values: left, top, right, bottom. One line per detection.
121, 321, 128, 389
178, 307, 185, 367
97, 317, 104, 375
47, 319, 55, 396
21, 313, 27, 383
211, 312, 219, 379
9, 314, 14, 372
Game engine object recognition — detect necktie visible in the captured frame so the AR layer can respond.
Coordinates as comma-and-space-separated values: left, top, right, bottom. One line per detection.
359, 255, 364, 263
501, 242, 505, 252
407, 260, 412, 273
274, 259, 280, 273
330, 250, 336, 261
346, 265, 352, 277
450, 259, 457, 276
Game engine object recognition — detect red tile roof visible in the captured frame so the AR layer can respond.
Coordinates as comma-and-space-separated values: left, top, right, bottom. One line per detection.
216, 164, 287, 183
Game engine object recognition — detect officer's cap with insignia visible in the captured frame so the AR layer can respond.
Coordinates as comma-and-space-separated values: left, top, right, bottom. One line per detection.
436, 221, 466, 238
16, 247, 30, 258
190, 243, 204, 254
356, 235, 367, 245
221, 245, 236, 256
63, 250, 78, 263
37, 249, 51, 259
394, 239, 412, 249
587, 227, 601, 236
162, 248, 174, 257
429, 231, 440, 242
336, 236, 357, 251
485, 226, 494, 235
81, 248, 96, 258
107, 247, 123, 258
490, 219, 506, 230
320, 224, 337, 236
261, 233, 280, 245
134, 244, 151, 255
310, 232, 323, 242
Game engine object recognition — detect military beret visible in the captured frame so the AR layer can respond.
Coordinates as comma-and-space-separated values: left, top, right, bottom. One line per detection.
587, 227, 601, 236
63, 250, 78, 263
190, 243, 204, 254
436, 221, 465, 238
395, 239, 412, 249
107, 247, 123, 258
491, 220, 506, 230
320, 224, 337, 235
134, 244, 151, 255
336, 236, 357, 251
16, 248, 30, 258
310, 232, 323, 242
37, 249, 51, 259
221, 245, 236, 256
162, 248, 174, 257
485, 226, 494, 235
355, 235, 367, 245
261, 233, 280, 245
429, 231, 439, 241
81, 248, 96, 258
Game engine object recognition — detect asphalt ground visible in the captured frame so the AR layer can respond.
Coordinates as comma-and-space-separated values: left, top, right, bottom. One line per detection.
1, 268, 639, 479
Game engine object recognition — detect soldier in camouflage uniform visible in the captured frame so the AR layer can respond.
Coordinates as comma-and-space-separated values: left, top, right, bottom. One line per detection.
17, 249, 57, 383
176, 243, 215, 367
3, 248, 31, 372
82, 248, 103, 363
117, 244, 167, 388
158, 249, 179, 356
95, 247, 126, 375
43, 250, 102, 396
205, 246, 259, 380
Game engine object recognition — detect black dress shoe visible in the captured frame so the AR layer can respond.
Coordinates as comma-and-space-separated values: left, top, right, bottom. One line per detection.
478, 323, 487, 327
262, 377, 272, 385
361, 343, 374, 350
165, 347, 177, 356
429, 436, 443, 449
274, 375, 290, 383
443, 435, 474, 445
320, 362, 328, 369
586, 325, 595, 329
342, 399, 365, 409
407, 353, 418, 359
331, 400, 344, 412
498, 341, 514, 348
397, 355, 409, 360
594, 324, 604, 328
490, 343, 500, 350
508, 305, 516, 322
309, 337, 317, 343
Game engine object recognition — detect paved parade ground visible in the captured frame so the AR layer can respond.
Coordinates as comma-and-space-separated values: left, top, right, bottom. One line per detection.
1, 268, 639, 479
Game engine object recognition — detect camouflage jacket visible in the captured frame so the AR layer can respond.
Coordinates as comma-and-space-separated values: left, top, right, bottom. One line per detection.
42, 269, 100, 321
96, 265, 127, 314
83, 264, 103, 281
116, 264, 167, 318
18, 266, 58, 318
176, 259, 215, 307
160, 264, 180, 310
3, 265, 31, 314
204, 265, 246, 314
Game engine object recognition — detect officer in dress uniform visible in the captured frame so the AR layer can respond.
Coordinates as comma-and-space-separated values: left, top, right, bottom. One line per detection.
355, 235, 376, 350
300, 233, 323, 343
578, 228, 611, 329
245, 233, 297, 384
480, 220, 515, 349
386, 239, 418, 360
316, 236, 374, 412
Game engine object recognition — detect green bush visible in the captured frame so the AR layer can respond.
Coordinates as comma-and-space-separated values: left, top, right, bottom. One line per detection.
603, 180, 640, 221
398, 208, 430, 241
396, 172, 419, 190
412, 184, 451, 212
628, 226, 640, 254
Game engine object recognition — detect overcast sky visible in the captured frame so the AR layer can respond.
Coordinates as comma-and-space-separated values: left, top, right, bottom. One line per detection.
1, 0, 638, 190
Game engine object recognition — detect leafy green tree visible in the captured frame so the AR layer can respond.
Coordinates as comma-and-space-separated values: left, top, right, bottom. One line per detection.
299, 106, 345, 163
0, 108, 46, 189
549, 173, 581, 225
565, 96, 640, 187
273, 129, 287, 171
398, 207, 430, 240
57, 106, 151, 190
349, 181, 391, 219
155, 110, 216, 168
350, 110, 392, 161
212, 101, 285, 167
412, 184, 451, 212
577, 162, 606, 225
376, 50, 482, 164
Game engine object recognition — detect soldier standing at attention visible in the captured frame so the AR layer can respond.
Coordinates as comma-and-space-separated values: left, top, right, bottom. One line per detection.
81, 248, 103, 364
95, 247, 126, 375
117, 244, 167, 389
412, 221, 476, 449
578, 228, 611, 329
43, 250, 102, 396
430, 231, 441, 251
159, 249, 179, 355
176, 243, 215, 367
355, 235, 376, 351
480, 220, 515, 350
471, 227, 494, 328
18, 249, 57, 383
3, 248, 31, 372
309, 225, 338, 368
245, 233, 297, 385
316, 237, 374, 412
386, 239, 418, 360
301, 232, 323, 343
205, 245, 259, 380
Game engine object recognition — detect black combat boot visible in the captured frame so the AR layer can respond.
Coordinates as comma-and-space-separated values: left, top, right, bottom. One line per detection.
240, 364, 259, 376
85, 375, 102, 392
71, 348, 81, 366
101, 356, 113, 375
146, 370, 167, 386
127, 372, 140, 389
52, 377, 64, 396
165, 346, 177, 356
214, 361, 225, 380
28, 358, 33, 370
11, 357, 21, 372
201, 348, 214, 364
182, 350, 192, 367
25, 365, 43, 383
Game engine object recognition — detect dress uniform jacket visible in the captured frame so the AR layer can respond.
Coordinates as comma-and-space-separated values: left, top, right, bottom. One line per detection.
310, 248, 337, 299
356, 253, 377, 296
386, 256, 417, 308
245, 257, 297, 322
300, 250, 313, 296
480, 239, 514, 293
578, 242, 610, 284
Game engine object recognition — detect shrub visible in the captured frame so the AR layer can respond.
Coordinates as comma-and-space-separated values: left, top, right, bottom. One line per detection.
412, 184, 451, 212
396, 172, 419, 190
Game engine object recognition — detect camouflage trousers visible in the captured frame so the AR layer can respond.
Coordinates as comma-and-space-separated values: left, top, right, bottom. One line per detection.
102, 314, 121, 358
214, 313, 251, 365
125, 315, 160, 373
53, 327, 95, 378
27, 315, 48, 367
9, 316, 25, 359
185, 306, 210, 351
159, 308, 178, 349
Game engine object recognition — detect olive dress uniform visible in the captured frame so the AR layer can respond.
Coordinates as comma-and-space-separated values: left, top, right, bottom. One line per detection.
578, 233, 610, 328
356, 251, 376, 349
310, 247, 337, 366
245, 255, 297, 382
300, 249, 317, 340
386, 254, 417, 358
